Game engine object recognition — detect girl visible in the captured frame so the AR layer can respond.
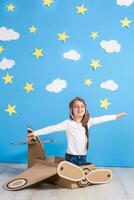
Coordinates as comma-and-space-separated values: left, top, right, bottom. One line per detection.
28, 97, 126, 166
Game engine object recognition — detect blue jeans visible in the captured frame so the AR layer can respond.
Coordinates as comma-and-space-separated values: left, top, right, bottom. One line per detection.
65, 153, 89, 166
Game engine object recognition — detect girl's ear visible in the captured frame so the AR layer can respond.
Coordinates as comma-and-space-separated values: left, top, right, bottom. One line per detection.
71, 113, 75, 120
70, 109, 75, 120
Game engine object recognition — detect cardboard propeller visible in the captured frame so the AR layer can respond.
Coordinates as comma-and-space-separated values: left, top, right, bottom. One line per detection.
3, 127, 113, 191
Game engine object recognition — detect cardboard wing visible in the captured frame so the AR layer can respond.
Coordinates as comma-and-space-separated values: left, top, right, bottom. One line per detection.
3, 161, 57, 191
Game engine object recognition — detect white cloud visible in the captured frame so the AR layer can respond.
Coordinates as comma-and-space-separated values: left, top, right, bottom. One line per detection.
100, 40, 121, 53
117, 0, 134, 7
0, 26, 20, 41
0, 57, 15, 70
46, 79, 67, 93
63, 50, 81, 61
100, 80, 118, 91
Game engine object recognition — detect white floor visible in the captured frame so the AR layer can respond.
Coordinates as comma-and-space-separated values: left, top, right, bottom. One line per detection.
0, 163, 134, 200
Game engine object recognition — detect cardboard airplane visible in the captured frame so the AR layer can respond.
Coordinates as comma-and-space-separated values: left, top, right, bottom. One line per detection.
3, 127, 113, 191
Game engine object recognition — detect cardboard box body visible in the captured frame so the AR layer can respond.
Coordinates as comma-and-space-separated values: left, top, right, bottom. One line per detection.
28, 137, 95, 189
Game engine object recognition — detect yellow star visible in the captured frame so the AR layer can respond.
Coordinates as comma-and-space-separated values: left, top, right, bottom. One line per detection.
2, 73, 14, 84
0, 46, 4, 53
7, 4, 15, 11
29, 25, 37, 33
120, 17, 132, 28
58, 32, 69, 42
24, 82, 34, 93
43, 0, 53, 7
90, 59, 101, 70
100, 98, 111, 110
5, 104, 17, 116
90, 32, 99, 40
85, 79, 93, 87
32, 48, 43, 59
76, 4, 88, 15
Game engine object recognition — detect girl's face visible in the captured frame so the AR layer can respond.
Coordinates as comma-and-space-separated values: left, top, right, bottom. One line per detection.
72, 100, 86, 120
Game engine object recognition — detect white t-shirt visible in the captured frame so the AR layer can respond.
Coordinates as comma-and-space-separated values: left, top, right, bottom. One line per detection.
33, 115, 116, 155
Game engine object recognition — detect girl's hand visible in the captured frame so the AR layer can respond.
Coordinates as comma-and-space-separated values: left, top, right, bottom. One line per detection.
27, 132, 36, 142
116, 112, 127, 119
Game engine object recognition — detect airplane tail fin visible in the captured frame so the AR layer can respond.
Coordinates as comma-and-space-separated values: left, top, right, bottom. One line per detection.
27, 126, 45, 168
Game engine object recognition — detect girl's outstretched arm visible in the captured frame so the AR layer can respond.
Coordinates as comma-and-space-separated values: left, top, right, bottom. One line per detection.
88, 112, 127, 127
27, 120, 68, 141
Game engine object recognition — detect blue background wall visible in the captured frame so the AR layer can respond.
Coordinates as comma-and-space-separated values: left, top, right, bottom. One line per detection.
0, 0, 134, 167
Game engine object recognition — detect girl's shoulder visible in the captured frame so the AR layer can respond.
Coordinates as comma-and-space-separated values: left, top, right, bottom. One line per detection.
62, 119, 77, 125
63, 119, 73, 124
60, 119, 71, 125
